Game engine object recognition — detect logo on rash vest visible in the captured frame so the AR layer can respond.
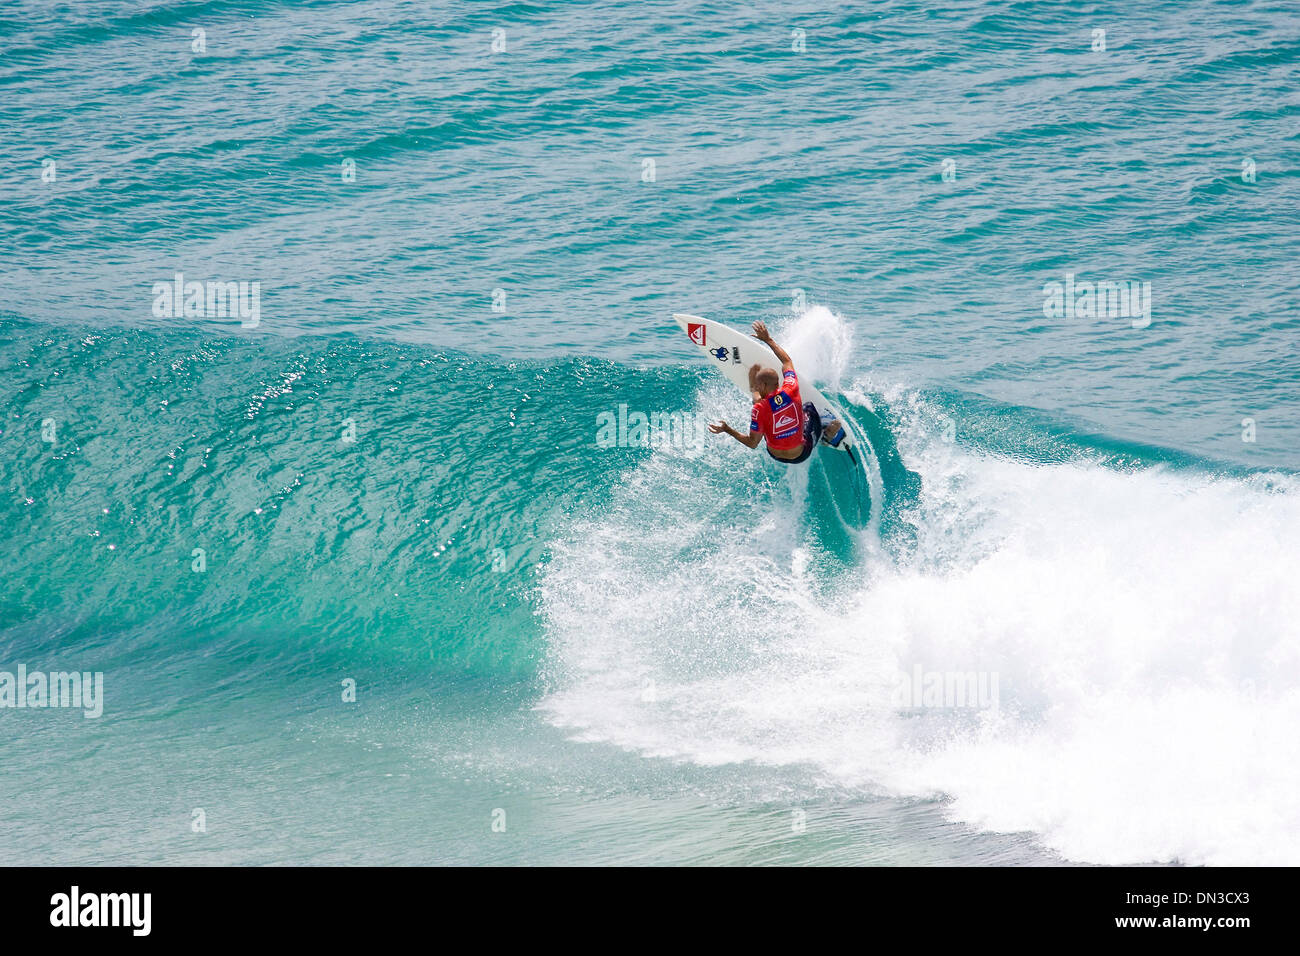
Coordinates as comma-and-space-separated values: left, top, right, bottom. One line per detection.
687, 323, 706, 346
772, 406, 800, 436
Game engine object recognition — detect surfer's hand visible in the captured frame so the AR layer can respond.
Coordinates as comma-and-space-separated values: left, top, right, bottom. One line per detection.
752, 321, 771, 342
708, 420, 729, 435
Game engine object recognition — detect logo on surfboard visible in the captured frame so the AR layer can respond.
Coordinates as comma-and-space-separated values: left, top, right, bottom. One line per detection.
710, 346, 728, 362
686, 323, 706, 347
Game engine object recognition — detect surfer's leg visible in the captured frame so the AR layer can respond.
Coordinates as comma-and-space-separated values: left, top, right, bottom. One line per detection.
802, 403, 822, 442
805, 402, 844, 447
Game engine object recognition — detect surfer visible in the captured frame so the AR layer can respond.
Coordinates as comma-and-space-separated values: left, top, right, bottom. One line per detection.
708, 321, 845, 464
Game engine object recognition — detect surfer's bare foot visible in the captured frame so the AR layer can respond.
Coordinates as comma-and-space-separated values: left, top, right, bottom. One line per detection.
822, 419, 843, 443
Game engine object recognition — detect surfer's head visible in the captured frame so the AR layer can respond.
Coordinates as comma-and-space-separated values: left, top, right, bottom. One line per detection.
755, 367, 780, 396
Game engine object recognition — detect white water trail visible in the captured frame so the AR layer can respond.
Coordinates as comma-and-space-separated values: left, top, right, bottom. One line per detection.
538, 306, 1300, 865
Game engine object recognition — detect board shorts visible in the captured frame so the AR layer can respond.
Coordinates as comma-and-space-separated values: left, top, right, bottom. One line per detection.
767, 403, 822, 465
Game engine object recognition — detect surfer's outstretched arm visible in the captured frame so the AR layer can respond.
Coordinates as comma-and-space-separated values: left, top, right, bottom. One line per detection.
752, 321, 795, 373
708, 420, 760, 449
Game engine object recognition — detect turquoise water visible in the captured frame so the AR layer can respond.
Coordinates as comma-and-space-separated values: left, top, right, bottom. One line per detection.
2, 0, 1298, 865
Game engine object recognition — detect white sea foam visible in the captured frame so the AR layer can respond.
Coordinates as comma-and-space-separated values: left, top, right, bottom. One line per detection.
538, 306, 1300, 865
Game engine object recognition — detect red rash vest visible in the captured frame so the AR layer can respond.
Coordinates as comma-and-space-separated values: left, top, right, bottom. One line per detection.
750, 369, 804, 451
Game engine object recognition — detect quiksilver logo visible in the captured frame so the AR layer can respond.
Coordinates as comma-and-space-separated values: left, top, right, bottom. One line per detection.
50, 886, 151, 937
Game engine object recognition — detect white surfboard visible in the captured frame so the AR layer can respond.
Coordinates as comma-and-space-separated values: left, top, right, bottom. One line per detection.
673, 313, 859, 455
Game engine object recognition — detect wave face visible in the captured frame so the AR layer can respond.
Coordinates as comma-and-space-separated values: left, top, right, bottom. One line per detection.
0, 317, 651, 682
539, 307, 1300, 866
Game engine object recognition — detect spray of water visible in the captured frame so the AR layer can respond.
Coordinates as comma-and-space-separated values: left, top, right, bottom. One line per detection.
538, 306, 1300, 865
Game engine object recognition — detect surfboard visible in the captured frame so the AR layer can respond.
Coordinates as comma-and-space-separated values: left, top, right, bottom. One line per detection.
672, 313, 860, 455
